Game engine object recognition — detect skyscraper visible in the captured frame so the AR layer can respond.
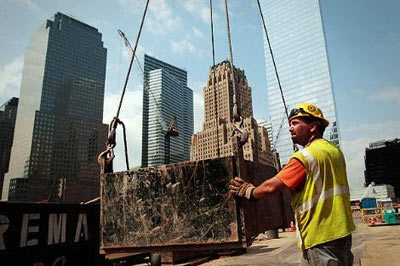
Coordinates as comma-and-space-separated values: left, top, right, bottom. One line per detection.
191, 61, 275, 168
141, 54, 193, 167
258, 120, 274, 151
260, 0, 340, 165
2, 13, 107, 202
364, 139, 400, 197
0, 97, 18, 199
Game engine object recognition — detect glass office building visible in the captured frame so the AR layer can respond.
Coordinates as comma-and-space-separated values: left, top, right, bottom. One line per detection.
0, 97, 18, 199
259, 0, 340, 165
141, 54, 193, 167
2, 13, 108, 202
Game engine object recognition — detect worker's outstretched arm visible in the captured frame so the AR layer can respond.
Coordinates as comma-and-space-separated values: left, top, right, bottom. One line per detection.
229, 176, 287, 200
252, 176, 287, 199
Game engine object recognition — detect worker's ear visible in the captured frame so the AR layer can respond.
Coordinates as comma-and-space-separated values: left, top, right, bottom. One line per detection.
309, 120, 320, 134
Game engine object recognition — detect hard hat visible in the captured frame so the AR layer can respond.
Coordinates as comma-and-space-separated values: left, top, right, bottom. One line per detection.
288, 103, 329, 127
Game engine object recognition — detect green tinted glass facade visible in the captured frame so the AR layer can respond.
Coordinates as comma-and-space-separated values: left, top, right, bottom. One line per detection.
260, 0, 340, 165
141, 55, 194, 167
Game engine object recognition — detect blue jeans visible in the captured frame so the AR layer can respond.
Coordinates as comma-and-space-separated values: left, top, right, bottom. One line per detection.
301, 234, 353, 266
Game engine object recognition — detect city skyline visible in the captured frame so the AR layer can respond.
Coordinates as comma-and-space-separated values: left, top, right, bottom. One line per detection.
260, 0, 340, 166
0, 1, 399, 189
2, 12, 108, 202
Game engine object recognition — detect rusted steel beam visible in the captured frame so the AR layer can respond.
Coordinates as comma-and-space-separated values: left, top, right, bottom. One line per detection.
101, 241, 246, 255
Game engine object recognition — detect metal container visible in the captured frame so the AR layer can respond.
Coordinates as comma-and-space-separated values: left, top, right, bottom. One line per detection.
100, 156, 293, 258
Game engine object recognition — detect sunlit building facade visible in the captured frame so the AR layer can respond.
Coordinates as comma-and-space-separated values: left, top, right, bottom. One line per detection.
2, 13, 107, 202
191, 61, 275, 168
260, 0, 340, 165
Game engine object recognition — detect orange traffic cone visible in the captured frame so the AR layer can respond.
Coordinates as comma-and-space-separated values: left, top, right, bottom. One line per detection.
290, 221, 295, 232
369, 218, 375, 227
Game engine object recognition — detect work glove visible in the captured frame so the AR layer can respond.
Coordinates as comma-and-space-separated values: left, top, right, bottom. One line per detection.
229, 177, 255, 200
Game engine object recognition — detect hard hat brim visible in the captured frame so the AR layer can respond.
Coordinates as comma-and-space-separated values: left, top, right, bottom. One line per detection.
289, 114, 329, 127
321, 118, 329, 127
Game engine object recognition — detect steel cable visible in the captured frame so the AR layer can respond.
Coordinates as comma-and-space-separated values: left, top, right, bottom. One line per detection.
256, 0, 298, 152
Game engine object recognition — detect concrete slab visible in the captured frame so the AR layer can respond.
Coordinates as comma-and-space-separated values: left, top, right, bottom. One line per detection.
135, 212, 400, 265
200, 231, 301, 266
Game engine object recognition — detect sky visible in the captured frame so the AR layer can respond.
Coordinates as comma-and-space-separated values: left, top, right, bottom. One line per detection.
0, 0, 399, 189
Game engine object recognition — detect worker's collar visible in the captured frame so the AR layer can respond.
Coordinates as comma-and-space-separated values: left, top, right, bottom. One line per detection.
305, 136, 323, 147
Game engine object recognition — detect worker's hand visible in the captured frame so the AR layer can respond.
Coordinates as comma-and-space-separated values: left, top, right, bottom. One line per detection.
229, 177, 255, 200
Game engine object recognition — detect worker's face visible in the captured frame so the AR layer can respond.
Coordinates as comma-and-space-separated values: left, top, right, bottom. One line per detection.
289, 117, 315, 146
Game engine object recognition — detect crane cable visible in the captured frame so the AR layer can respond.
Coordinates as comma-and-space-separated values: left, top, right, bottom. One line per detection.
98, 0, 150, 172
224, 0, 248, 146
256, 0, 298, 152
224, 0, 238, 122
116, 0, 150, 118
210, 0, 216, 67
209, 0, 220, 157
119, 29, 166, 132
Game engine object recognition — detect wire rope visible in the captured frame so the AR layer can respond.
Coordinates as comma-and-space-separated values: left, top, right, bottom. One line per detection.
209, 0, 220, 157
224, 0, 240, 122
256, 0, 298, 152
116, 0, 150, 118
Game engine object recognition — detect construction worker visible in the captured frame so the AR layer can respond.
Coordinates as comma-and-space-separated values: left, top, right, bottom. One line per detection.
229, 103, 355, 266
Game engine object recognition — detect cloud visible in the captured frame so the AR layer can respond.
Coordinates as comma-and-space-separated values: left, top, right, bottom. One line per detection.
121, 42, 153, 62
12, 0, 40, 12
254, 116, 268, 124
342, 137, 370, 189
0, 56, 24, 104
86, 18, 112, 33
189, 80, 206, 132
103, 88, 143, 170
191, 26, 206, 39
180, 0, 211, 24
170, 40, 206, 58
111, 42, 153, 90
147, 0, 182, 35
342, 120, 400, 140
117, 0, 142, 14
117, 0, 181, 35
170, 40, 195, 54
370, 87, 400, 105
137, 43, 154, 58
341, 120, 400, 189
190, 80, 206, 93
193, 92, 204, 133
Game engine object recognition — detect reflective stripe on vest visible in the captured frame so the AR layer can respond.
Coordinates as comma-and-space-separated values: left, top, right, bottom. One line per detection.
294, 215, 303, 248
296, 149, 350, 214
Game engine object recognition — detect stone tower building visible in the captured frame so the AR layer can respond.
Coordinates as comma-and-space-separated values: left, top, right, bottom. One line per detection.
191, 61, 274, 167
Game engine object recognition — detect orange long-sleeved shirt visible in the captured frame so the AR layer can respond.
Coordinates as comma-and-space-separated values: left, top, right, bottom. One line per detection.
276, 158, 306, 190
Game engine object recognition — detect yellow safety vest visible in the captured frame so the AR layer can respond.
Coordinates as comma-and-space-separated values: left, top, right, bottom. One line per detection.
291, 138, 355, 250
